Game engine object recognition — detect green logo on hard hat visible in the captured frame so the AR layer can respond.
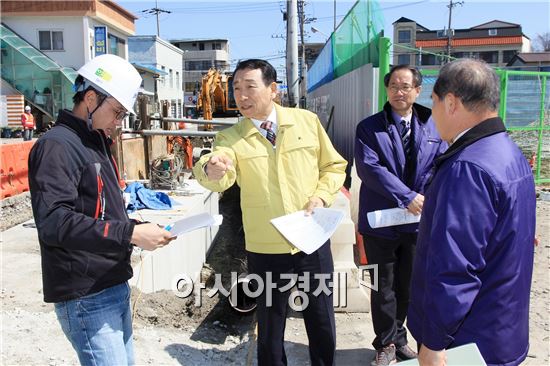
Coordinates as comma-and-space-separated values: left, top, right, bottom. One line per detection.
95, 67, 112, 81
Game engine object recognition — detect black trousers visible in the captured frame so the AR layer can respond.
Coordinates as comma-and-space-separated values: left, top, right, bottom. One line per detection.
363, 233, 416, 350
247, 241, 336, 366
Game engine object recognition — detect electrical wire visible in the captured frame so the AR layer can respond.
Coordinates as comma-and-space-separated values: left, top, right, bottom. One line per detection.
150, 149, 186, 190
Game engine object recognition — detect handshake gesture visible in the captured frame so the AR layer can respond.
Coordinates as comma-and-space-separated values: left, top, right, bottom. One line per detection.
205, 155, 233, 181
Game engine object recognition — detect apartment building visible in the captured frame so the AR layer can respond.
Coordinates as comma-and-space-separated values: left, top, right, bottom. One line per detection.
170, 38, 230, 117
393, 18, 531, 68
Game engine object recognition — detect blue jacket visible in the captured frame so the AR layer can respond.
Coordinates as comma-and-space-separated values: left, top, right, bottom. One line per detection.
407, 118, 536, 366
354, 102, 446, 239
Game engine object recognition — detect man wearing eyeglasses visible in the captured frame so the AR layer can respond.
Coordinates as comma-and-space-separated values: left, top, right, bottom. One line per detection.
28, 55, 173, 365
354, 65, 447, 366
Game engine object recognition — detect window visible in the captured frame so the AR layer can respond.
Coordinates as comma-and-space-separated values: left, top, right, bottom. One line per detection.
503, 50, 517, 63
171, 100, 177, 117
108, 34, 125, 57
39, 30, 64, 50
420, 54, 437, 66
397, 54, 410, 65
169, 69, 173, 88
199, 42, 205, 50
451, 52, 469, 59
478, 51, 498, 64
185, 82, 197, 92
488, 29, 498, 36
160, 66, 166, 85
212, 42, 222, 50
397, 30, 411, 44
176, 72, 180, 90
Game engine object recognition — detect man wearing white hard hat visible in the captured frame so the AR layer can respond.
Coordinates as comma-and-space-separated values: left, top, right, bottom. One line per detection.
28, 54, 174, 365
21, 105, 35, 141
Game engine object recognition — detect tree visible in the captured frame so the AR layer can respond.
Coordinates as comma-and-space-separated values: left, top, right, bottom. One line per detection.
533, 32, 550, 52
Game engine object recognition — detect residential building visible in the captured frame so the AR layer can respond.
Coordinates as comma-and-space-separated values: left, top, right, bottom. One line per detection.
170, 38, 230, 117
129, 36, 184, 119
1, 0, 136, 71
0, 0, 137, 122
506, 52, 550, 72
393, 18, 531, 68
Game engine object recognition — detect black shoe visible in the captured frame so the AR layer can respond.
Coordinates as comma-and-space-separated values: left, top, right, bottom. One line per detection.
371, 344, 396, 366
395, 344, 417, 361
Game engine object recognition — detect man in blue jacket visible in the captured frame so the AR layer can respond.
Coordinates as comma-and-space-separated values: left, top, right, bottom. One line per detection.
407, 59, 536, 366
355, 65, 446, 366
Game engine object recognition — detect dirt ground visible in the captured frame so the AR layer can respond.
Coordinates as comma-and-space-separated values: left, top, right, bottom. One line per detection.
1, 189, 549, 365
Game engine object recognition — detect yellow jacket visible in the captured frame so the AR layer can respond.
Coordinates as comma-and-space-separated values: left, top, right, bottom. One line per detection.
193, 104, 347, 254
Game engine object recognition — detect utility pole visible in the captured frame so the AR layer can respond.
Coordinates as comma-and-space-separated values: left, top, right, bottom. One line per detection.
143, 0, 171, 37
286, 0, 299, 107
446, 0, 464, 60
298, 0, 307, 107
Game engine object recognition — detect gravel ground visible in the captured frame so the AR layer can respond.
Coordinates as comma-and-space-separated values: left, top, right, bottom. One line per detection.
1, 189, 549, 365
0, 192, 33, 231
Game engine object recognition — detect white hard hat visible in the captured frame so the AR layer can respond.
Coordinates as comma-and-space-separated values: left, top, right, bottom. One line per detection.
76, 54, 142, 114
24, 105, 31, 111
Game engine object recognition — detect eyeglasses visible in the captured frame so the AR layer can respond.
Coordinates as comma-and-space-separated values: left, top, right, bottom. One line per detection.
104, 98, 129, 121
388, 85, 416, 94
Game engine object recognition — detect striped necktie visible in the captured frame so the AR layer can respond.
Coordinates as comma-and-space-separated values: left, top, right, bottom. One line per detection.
260, 121, 276, 146
400, 119, 411, 157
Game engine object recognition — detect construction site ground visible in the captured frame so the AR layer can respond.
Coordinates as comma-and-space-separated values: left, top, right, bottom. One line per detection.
1, 189, 549, 365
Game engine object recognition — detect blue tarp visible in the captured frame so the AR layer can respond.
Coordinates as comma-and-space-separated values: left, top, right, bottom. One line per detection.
125, 182, 172, 213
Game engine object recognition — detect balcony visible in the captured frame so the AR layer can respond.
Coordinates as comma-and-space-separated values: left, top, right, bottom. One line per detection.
182, 49, 229, 62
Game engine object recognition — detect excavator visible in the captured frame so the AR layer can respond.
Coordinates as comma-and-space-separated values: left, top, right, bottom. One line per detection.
196, 68, 239, 129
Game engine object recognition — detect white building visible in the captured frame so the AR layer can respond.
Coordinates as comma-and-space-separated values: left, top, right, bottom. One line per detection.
129, 36, 184, 119
1, 0, 136, 70
0, 0, 137, 120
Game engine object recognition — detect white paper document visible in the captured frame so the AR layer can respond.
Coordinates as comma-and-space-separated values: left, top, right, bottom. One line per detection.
398, 343, 486, 365
166, 212, 223, 237
367, 207, 420, 228
270, 208, 344, 254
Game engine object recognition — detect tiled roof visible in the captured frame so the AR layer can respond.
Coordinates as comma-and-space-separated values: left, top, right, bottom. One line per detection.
515, 52, 550, 63
416, 36, 523, 47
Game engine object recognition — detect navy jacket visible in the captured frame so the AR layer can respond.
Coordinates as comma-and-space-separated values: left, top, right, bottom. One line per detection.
355, 102, 446, 239
28, 110, 135, 303
407, 118, 536, 366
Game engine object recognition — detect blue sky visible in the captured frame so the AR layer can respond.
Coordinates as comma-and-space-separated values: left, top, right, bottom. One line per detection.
118, 0, 550, 71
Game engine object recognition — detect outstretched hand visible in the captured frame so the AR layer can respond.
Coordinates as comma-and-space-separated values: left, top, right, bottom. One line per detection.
206, 155, 233, 181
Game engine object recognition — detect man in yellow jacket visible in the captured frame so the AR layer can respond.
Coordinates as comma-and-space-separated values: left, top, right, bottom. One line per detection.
194, 59, 347, 366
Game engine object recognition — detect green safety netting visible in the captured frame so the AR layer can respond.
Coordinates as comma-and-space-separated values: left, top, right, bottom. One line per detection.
308, 0, 384, 92
416, 69, 550, 184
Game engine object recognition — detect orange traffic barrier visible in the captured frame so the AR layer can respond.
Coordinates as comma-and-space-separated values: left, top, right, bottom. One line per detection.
1, 141, 34, 199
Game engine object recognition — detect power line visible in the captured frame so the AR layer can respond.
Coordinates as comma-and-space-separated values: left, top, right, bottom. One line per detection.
141, 0, 171, 37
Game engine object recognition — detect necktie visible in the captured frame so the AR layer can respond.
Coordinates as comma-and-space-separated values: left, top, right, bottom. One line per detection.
260, 121, 276, 146
400, 119, 411, 157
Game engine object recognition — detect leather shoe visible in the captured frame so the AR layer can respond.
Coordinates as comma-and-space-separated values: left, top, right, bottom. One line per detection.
371, 344, 396, 366
396, 344, 418, 361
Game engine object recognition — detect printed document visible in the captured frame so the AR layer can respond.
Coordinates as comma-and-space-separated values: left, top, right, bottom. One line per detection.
167, 212, 223, 237
271, 208, 344, 254
367, 207, 420, 228
397, 343, 486, 365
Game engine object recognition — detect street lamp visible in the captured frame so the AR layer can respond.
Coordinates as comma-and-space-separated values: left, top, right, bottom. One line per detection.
311, 26, 330, 40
